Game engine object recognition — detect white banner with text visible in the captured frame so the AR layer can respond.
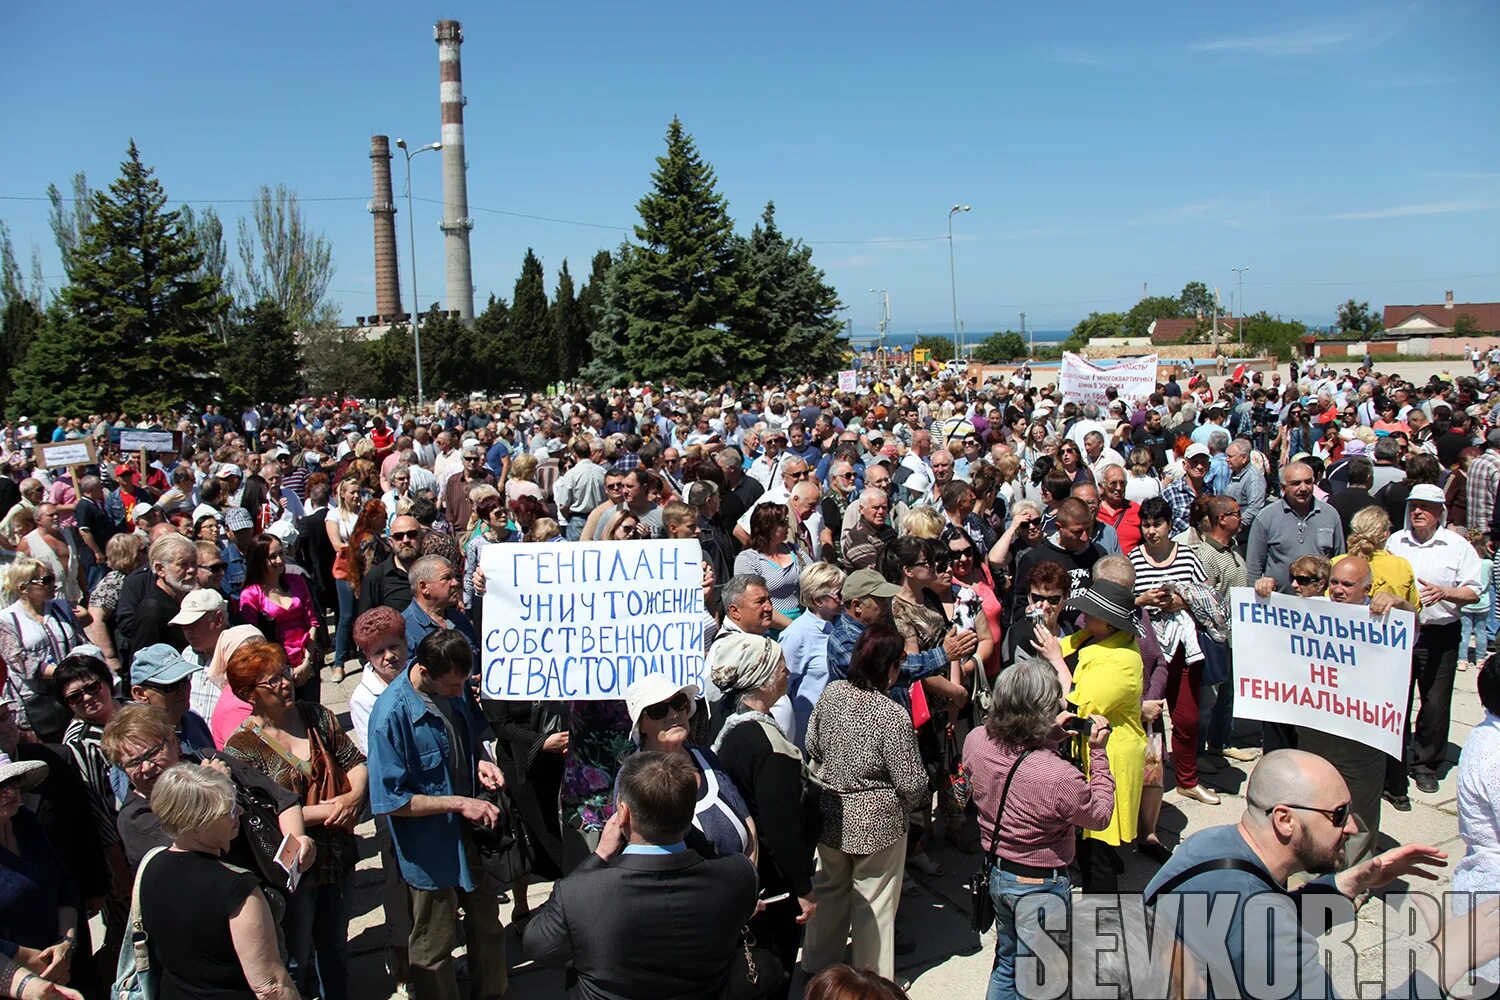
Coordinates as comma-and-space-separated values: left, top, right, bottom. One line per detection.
1059, 353, 1159, 405
480, 540, 705, 700
1227, 588, 1414, 759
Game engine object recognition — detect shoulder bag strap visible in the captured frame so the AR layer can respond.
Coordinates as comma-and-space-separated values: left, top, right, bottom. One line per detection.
1145, 857, 1285, 907
984, 747, 1039, 859
130, 846, 168, 971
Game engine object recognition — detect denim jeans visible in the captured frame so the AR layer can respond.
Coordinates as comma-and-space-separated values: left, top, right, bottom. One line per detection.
1461, 610, 1491, 665
988, 865, 1070, 1000
333, 579, 355, 670
283, 876, 353, 1000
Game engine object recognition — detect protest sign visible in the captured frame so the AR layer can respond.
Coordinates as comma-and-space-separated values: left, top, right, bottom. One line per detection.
32, 439, 96, 469
1059, 353, 1158, 406
119, 429, 179, 453
1227, 588, 1414, 759
480, 539, 705, 700
837, 370, 857, 393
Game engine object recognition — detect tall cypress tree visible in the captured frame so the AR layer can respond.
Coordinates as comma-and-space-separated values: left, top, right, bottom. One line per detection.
615, 117, 758, 384
551, 260, 587, 382
220, 299, 303, 407
59, 141, 228, 412
473, 294, 512, 390
741, 201, 846, 379
574, 249, 611, 374
501, 250, 555, 389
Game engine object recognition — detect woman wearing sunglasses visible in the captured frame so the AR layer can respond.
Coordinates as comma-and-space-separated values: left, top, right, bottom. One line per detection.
55, 647, 130, 976
1054, 441, 1093, 488
0, 558, 85, 743
622, 673, 757, 861
1288, 555, 1332, 600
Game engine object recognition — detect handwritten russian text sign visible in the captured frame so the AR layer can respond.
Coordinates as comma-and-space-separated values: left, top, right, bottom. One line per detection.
480, 540, 705, 700
1059, 353, 1159, 406
1228, 588, 1414, 759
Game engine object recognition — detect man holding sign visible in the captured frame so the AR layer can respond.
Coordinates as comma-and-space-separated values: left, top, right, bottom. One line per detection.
1297, 556, 1416, 867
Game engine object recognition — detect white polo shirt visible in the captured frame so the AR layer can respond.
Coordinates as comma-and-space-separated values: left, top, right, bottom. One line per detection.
1386, 526, 1481, 626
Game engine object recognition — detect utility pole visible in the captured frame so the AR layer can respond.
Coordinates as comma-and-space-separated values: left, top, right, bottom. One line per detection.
1232, 266, 1251, 349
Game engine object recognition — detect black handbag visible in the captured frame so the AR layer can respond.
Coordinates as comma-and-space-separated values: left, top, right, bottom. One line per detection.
469, 785, 532, 885
968, 748, 1037, 934
724, 927, 789, 1000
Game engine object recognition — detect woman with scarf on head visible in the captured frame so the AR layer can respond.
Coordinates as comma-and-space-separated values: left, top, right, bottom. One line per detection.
711, 632, 818, 996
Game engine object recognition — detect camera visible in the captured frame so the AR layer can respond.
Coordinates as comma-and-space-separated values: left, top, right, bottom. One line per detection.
1062, 716, 1093, 737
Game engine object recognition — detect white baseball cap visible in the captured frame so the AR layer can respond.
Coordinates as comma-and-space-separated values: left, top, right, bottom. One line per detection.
169, 588, 226, 625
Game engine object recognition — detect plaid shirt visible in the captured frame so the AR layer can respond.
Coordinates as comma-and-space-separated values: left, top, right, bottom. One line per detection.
826, 612, 948, 713
1467, 450, 1500, 534
1161, 476, 1201, 535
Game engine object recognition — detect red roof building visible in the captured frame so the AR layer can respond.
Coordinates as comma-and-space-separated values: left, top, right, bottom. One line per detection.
1384, 292, 1500, 335
1148, 316, 1242, 345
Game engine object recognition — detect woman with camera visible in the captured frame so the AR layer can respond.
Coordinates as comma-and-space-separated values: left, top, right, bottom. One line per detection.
963, 660, 1113, 1000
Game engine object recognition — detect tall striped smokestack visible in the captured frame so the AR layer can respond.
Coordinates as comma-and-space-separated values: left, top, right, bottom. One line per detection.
368, 136, 402, 321
435, 19, 475, 322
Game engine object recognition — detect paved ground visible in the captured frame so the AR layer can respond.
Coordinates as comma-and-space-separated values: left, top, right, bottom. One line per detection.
320, 660, 1479, 999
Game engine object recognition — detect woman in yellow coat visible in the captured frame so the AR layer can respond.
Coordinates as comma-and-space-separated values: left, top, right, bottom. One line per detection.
1337, 506, 1422, 609
1034, 577, 1145, 893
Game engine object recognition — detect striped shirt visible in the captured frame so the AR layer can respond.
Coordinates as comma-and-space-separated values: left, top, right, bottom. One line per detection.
1128, 544, 1207, 596
63, 718, 120, 846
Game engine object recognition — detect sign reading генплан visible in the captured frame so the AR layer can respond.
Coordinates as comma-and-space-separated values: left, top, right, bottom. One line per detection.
480, 540, 705, 700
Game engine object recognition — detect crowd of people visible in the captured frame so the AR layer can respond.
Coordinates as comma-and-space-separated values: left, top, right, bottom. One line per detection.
1, 354, 1499, 999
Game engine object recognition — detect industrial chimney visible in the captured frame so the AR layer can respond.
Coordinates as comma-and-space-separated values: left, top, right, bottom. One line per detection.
435, 19, 475, 322
369, 136, 402, 322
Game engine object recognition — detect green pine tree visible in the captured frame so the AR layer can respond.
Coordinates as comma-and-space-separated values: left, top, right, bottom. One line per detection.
60, 141, 229, 412
472, 294, 512, 390
361, 320, 420, 400
495, 249, 554, 391
552, 260, 587, 382
581, 248, 630, 386
574, 249, 611, 376
219, 300, 304, 407
740, 201, 846, 380
615, 117, 756, 384
9, 302, 113, 418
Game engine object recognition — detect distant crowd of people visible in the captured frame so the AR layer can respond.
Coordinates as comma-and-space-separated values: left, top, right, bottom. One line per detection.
2, 355, 1500, 999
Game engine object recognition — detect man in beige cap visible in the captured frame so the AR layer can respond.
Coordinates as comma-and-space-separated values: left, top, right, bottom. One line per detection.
172, 588, 228, 721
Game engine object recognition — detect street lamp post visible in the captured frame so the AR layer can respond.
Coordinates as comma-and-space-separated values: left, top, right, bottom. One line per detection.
1231, 265, 1250, 350
869, 288, 890, 371
396, 137, 442, 408
947, 204, 970, 361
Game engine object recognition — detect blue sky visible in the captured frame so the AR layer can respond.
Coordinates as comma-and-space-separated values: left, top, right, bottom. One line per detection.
2, 1, 1497, 337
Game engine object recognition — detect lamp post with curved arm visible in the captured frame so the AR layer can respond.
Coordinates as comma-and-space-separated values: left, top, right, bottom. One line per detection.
948, 204, 971, 360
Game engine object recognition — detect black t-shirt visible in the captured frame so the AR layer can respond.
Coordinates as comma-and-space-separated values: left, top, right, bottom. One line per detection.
124, 585, 187, 663
75, 496, 119, 554
1132, 427, 1170, 470
1010, 540, 1104, 624
139, 849, 260, 1000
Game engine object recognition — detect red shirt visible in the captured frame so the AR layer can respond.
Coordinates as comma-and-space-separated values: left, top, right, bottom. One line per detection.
1098, 499, 1143, 554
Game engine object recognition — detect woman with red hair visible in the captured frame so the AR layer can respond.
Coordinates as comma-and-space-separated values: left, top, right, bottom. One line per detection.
223, 641, 366, 1000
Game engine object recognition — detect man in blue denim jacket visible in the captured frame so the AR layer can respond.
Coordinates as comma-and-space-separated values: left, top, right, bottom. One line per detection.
367, 628, 508, 1000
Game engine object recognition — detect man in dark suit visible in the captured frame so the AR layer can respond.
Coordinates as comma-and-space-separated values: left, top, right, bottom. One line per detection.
523, 751, 759, 1000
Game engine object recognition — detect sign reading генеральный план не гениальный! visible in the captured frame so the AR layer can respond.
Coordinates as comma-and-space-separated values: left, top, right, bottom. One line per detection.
480, 540, 705, 700
1228, 588, 1414, 759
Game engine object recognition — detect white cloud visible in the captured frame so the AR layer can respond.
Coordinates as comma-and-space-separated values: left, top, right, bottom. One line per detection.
1192, 8, 1407, 57
1325, 200, 1500, 221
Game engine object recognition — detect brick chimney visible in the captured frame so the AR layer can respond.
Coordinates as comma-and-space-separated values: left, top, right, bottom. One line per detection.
1445, 290, 1454, 310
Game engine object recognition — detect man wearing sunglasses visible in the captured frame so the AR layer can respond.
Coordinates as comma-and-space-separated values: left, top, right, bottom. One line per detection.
357, 515, 423, 617
1145, 749, 1493, 1000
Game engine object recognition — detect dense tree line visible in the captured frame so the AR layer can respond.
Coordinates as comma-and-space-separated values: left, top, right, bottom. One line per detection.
0, 123, 848, 414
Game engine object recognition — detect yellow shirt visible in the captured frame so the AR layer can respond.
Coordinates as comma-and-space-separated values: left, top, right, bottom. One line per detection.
1060, 629, 1145, 845
1333, 551, 1421, 611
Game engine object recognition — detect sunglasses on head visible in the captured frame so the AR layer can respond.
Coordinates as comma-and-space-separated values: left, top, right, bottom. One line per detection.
644, 692, 691, 720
